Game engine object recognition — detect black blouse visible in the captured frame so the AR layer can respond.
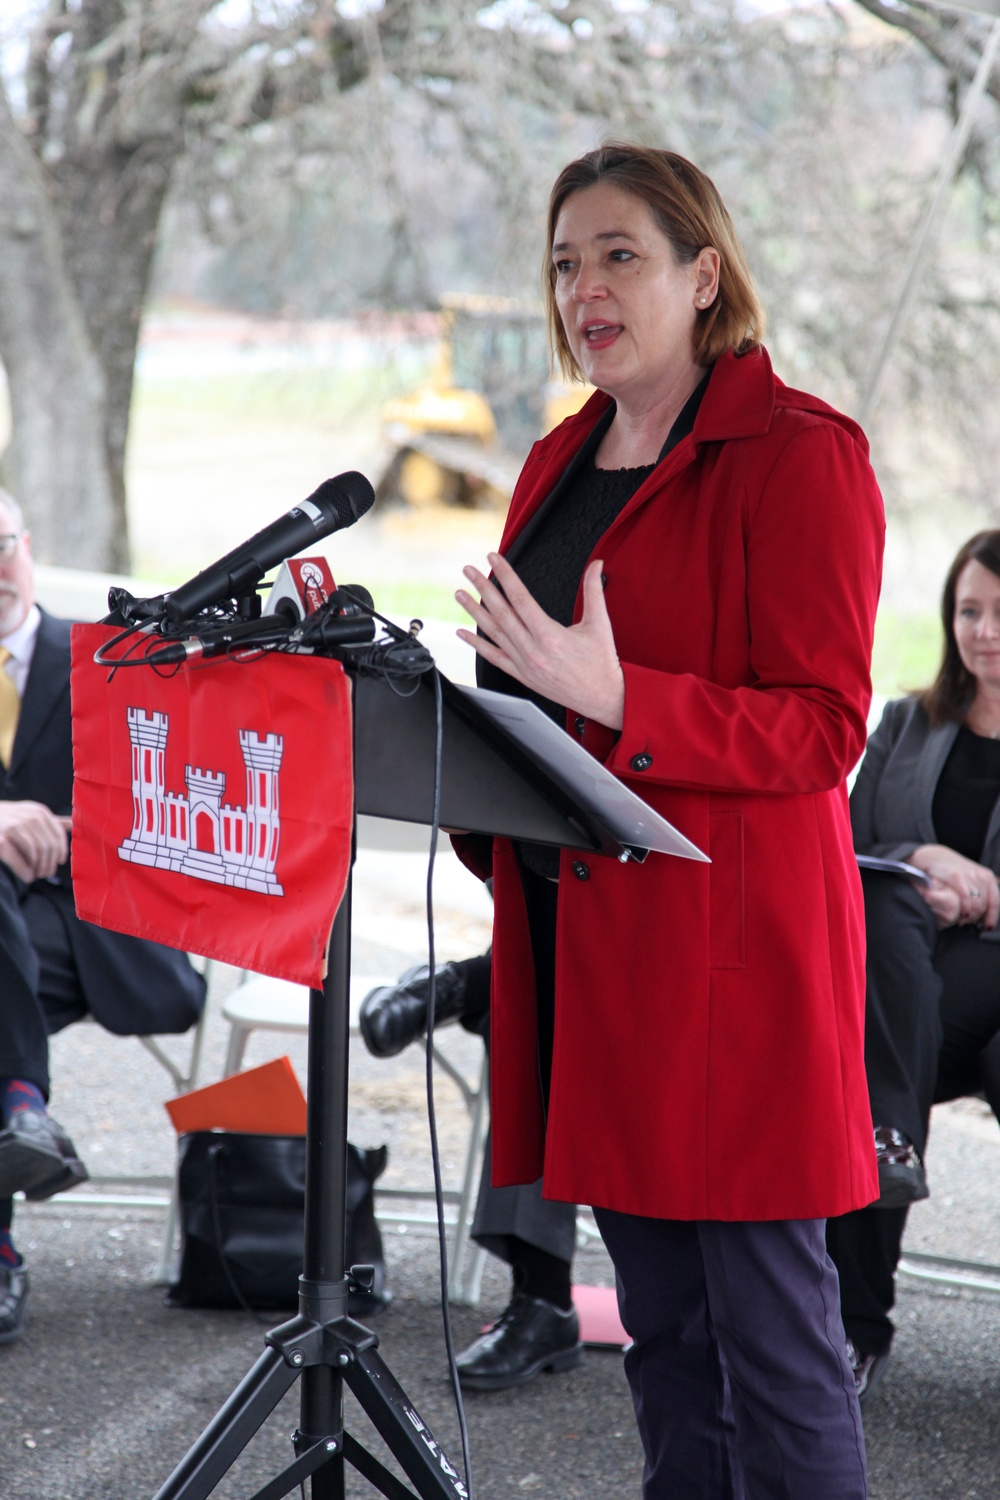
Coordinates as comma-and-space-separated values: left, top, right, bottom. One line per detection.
932, 725, 1000, 860
479, 369, 712, 877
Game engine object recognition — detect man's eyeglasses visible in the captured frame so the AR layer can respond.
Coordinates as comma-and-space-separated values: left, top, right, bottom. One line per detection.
0, 533, 24, 559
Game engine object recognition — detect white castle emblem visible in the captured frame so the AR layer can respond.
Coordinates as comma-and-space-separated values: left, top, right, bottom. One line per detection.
118, 708, 284, 896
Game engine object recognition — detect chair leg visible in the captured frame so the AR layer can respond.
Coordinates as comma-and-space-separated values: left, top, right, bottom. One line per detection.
223, 1023, 250, 1076
155, 1181, 181, 1286
448, 1049, 490, 1306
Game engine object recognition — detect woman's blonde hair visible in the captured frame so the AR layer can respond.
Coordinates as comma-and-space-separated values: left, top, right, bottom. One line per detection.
544, 142, 765, 380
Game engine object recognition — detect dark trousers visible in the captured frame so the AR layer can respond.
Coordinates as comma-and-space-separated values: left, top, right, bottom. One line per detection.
471, 1133, 577, 1267
828, 871, 1000, 1356
0, 874, 49, 1096
0, 875, 90, 1234
456, 945, 578, 1269
595, 1210, 867, 1500
0, 881, 89, 1098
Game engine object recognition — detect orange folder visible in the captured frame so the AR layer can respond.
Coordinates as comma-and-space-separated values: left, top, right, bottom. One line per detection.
165, 1056, 307, 1136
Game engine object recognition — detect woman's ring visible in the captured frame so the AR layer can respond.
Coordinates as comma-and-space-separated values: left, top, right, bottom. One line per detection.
971, 887, 981, 899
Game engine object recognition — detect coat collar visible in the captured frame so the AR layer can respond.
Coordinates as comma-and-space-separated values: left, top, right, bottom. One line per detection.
9, 608, 70, 775
913, 717, 959, 846
501, 346, 781, 558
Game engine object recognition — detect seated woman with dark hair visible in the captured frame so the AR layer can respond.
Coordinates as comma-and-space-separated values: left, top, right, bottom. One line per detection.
828, 528, 1000, 1402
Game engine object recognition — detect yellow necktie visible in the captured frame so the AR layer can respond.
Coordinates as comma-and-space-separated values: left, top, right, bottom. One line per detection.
0, 647, 20, 766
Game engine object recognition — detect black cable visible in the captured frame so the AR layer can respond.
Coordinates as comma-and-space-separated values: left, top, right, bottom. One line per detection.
423, 668, 475, 1500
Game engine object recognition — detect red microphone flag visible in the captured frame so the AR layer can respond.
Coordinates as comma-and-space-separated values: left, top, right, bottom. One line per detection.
70, 624, 353, 988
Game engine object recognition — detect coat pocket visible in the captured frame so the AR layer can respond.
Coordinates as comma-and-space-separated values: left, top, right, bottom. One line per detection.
709, 810, 745, 969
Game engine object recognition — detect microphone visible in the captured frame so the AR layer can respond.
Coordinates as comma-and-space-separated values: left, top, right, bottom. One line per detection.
163, 472, 376, 624
333, 583, 375, 615
145, 616, 294, 666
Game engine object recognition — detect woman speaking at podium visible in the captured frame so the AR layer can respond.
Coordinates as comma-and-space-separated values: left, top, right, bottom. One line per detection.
453, 142, 883, 1499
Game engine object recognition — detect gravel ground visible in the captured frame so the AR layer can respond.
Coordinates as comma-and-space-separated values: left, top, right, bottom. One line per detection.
1, 847, 999, 1498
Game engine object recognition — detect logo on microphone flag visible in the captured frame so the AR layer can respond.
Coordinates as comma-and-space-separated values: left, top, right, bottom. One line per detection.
70, 623, 353, 988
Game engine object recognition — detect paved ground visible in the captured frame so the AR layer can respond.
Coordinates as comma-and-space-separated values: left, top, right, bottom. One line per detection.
1, 848, 1000, 1498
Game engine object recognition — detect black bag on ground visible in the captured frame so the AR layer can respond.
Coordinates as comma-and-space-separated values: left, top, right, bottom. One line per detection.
166, 1132, 389, 1315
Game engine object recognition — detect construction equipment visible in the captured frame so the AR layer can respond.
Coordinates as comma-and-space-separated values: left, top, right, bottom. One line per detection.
374, 293, 590, 511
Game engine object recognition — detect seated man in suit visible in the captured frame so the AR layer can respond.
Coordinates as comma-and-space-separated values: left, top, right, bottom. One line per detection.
361, 950, 582, 1390
0, 488, 206, 1347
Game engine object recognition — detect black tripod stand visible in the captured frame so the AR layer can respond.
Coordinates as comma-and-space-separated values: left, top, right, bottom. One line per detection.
153, 857, 472, 1500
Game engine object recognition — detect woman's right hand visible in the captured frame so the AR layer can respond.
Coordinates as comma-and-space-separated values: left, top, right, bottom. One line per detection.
908, 844, 1000, 929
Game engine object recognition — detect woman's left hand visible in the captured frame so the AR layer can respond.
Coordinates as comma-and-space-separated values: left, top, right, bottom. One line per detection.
917, 877, 963, 930
456, 552, 625, 730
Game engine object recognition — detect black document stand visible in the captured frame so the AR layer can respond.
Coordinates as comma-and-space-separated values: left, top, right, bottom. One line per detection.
151, 666, 629, 1500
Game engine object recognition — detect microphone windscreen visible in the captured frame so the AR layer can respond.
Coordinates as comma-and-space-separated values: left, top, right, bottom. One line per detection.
338, 583, 375, 612
307, 472, 376, 529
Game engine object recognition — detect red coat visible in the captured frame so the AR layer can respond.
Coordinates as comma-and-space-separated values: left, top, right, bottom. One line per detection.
456, 346, 884, 1221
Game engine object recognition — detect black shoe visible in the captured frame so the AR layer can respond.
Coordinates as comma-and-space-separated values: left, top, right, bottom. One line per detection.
0, 1262, 29, 1347
23, 1117, 89, 1202
0, 1111, 66, 1198
874, 1125, 929, 1208
359, 963, 471, 1059
455, 1293, 583, 1391
846, 1338, 891, 1406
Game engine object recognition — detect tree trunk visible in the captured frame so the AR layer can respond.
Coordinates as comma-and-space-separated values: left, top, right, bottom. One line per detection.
0, 84, 119, 569
51, 129, 183, 574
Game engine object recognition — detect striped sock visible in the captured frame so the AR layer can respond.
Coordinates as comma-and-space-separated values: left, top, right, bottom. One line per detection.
0, 1079, 46, 1125
0, 1230, 19, 1268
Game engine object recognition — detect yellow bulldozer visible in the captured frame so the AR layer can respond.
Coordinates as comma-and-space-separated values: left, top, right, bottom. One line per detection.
374, 293, 590, 512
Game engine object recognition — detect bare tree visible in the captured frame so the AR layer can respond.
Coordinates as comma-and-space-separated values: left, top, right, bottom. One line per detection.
0, 0, 638, 569
2, 0, 999, 569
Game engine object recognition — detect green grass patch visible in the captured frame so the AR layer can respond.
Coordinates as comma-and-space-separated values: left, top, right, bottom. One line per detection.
131, 359, 433, 427
871, 608, 942, 700
368, 582, 467, 625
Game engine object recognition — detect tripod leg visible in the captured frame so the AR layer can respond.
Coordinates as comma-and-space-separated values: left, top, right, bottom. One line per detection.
298, 1365, 345, 1500
152, 1345, 300, 1500
344, 1345, 469, 1500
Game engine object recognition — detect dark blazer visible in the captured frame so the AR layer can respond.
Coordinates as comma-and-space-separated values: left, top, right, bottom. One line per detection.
0, 610, 205, 1035
850, 695, 1000, 873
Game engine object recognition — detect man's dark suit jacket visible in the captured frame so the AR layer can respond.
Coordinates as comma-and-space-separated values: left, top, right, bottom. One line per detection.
0, 609, 205, 1036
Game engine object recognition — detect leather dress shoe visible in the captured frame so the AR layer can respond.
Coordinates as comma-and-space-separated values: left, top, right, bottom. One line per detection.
846, 1338, 891, 1406
455, 1293, 582, 1391
23, 1117, 89, 1202
874, 1125, 929, 1209
359, 963, 471, 1059
0, 1262, 29, 1347
0, 1110, 66, 1198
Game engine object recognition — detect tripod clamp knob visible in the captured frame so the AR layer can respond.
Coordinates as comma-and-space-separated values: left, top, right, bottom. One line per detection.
348, 1263, 376, 1295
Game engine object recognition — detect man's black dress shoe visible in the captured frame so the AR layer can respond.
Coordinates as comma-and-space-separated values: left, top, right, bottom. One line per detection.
455, 1293, 582, 1391
0, 1111, 66, 1198
23, 1117, 89, 1202
359, 963, 471, 1059
846, 1338, 891, 1406
0, 1262, 29, 1347
874, 1125, 929, 1209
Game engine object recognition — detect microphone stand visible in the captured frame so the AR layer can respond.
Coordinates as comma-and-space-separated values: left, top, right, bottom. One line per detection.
151, 682, 470, 1500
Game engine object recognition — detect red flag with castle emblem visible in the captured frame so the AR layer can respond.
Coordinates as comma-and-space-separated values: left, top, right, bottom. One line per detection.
70, 623, 353, 988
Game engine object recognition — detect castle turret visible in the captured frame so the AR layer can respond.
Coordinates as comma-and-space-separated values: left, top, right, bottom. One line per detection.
119, 708, 169, 865
239, 731, 284, 895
